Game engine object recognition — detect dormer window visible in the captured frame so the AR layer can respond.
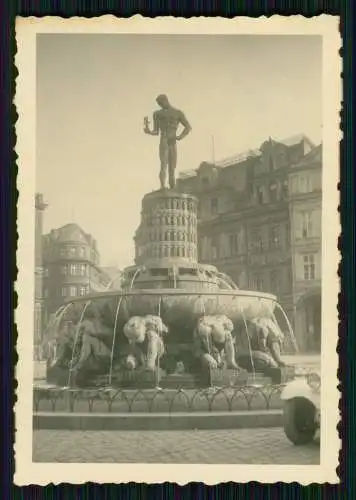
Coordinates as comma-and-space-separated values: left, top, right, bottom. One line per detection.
211, 198, 218, 215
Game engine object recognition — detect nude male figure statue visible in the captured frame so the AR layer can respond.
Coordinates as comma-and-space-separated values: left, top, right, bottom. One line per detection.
144, 94, 192, 189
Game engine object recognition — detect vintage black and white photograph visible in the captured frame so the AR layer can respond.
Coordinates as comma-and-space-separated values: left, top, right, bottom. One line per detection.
15, 16, 340, 485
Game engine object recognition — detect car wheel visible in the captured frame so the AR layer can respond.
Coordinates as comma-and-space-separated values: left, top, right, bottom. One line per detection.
283, 398, 317, 445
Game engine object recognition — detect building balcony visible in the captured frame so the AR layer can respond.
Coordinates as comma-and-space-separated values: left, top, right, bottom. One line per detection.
291, 236, 321, 248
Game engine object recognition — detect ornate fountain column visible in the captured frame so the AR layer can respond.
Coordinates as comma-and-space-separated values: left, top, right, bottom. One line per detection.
126, 188, 226, 292
135, 190, 198, 268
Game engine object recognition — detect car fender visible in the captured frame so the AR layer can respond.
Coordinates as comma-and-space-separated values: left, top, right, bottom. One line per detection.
280, 378, 320, 409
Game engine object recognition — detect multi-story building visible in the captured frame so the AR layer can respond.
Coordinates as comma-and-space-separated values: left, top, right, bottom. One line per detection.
42, 223, 111, 322
288, 145, 322, 351
34, 193, 48, 346
177, 134, 321, 352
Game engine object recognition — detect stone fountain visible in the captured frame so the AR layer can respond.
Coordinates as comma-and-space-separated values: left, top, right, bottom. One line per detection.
41, 95, 297, 393
43, 188, 297, 390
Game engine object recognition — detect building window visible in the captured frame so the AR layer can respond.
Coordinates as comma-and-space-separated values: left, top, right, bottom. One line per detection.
229, 234, 239, 256
257, 186, 264, 204
303, 255, 316, 280
59, 247, 66, 257
250, 227, 264, 252
69, 286, 77, 297
270, 270, 280, 295
299, 175, 313, 193
269, 182, 278, 202
282, 180, 289, 199
251, 273, 264, 291
285, 223, 291, 247
61, 265, 67, 276
301, 212, 313, 238
269, 225, 281, 248
290, 176, 296, 194
79, 247, 85, 257
61, 287, 67, 297
287, 267, 293, 288
79, 286, 88, 296
69, 263, 87, 276
69, 247, 76, 257
269, 154, 274, 172
211, 246, 218, 260
211, 198, 218, 216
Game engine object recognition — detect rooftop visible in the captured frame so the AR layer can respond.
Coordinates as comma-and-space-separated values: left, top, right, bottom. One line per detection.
44, 223, 96, 246
178, 133, 315, 179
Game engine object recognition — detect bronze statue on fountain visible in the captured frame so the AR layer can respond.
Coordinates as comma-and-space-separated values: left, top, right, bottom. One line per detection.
144, 94, 192, 190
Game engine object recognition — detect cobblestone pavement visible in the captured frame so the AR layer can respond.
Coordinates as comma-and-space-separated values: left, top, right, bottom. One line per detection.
33, 428, 320, 464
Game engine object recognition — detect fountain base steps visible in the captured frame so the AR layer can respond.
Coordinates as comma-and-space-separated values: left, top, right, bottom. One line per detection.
33, 410, 283, 431
46, 365, 295, 389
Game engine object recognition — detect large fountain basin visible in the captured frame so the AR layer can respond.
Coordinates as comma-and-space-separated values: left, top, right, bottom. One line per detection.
62, 289, 277, 327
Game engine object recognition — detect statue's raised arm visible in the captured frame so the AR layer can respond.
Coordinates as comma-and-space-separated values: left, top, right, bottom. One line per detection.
144, 113, 159, 136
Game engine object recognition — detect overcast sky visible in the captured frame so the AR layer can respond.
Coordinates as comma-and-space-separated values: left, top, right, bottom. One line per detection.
36, 34, 322, 269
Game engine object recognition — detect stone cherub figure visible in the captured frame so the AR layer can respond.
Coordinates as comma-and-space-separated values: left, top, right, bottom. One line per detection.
123, 315, 168, 372
144, 94, 192, 189
194, 315, 240, 370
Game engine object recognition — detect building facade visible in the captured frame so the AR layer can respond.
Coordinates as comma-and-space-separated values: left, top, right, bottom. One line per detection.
177, 135, 321, 352
288, 145, 322, 351
42, 223, 111, 323
34, 193, 48, 346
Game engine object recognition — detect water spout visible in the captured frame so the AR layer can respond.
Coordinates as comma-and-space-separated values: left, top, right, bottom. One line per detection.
42, 303, 74, 362
155, 295, 163, 388
104, 272, 122, 291
67, 300, 92, 387
108, 295, 124, 386
273, 303, 299, 353
172, 267, 177, 289
54, 303, 74, 330
197, 294, 206, 317
241, 312, 256, 381
130, 268, 141, 289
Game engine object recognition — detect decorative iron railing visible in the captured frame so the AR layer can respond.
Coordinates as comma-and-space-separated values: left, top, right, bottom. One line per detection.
33, 384, 285, 414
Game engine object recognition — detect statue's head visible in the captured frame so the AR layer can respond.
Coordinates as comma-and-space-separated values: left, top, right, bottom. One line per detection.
156, 94, 170, 109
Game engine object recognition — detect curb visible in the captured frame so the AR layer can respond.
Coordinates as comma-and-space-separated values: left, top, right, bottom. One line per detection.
33, 410, 283, 431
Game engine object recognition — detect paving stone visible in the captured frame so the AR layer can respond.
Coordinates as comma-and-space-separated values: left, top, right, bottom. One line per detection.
33, 428, 320, 464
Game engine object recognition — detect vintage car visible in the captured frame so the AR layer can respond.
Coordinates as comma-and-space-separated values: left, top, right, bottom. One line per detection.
280, 371, 320, 445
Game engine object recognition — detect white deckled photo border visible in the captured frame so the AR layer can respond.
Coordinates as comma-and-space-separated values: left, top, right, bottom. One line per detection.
14, 15, 341, 485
